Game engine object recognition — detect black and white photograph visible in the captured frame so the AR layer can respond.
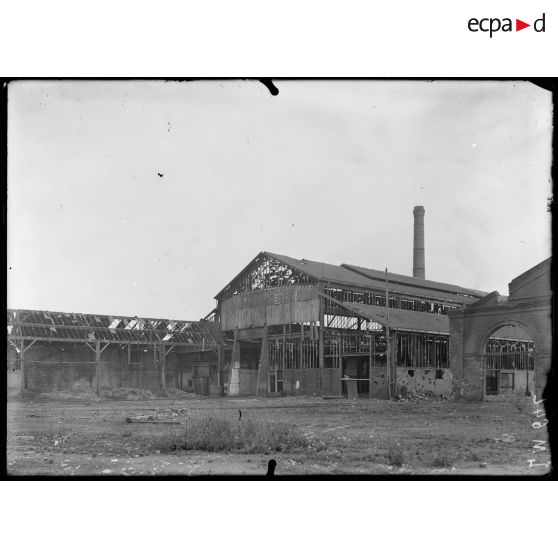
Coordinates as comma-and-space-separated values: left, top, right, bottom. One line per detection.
6, 79, 553, 477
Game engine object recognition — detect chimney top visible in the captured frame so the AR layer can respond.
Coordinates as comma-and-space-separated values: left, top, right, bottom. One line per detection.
413, 205, 425, 215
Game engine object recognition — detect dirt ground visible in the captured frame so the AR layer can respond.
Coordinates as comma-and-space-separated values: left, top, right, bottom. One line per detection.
6, 394, 551, 477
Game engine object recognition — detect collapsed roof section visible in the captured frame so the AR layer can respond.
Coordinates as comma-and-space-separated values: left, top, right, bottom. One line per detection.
7, 308, 217, 349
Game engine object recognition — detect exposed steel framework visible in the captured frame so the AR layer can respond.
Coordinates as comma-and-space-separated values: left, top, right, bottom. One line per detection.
216, 254, 315, 301
7, 309, 216, 349
7, 308, 218, 398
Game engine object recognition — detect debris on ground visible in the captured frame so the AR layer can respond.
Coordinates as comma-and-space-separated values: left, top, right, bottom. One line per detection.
125, 414, 181, 424
7, 396, 545, 476
160, 388, 199, 399
396, 390, 453, 402
493, 434, 516, 443
103, 388, 158, 400
34, 390, 100, 401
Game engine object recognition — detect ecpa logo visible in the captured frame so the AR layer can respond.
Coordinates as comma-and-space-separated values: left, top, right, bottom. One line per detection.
468, 13, 546, 37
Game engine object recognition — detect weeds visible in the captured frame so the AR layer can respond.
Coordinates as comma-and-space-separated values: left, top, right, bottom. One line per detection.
430, 446, 460, 467
385, 443, 404, 467
156, 416, 320, 454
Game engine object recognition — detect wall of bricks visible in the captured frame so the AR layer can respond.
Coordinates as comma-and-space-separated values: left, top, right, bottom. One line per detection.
449, 304, 551, 401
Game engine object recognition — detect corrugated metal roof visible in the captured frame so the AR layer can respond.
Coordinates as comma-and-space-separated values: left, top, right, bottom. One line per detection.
7, 308, 216, 349
334, 300, 450, 334
342, 263, 487, 298
264, 252, 374, 288
266, 252, 486, 303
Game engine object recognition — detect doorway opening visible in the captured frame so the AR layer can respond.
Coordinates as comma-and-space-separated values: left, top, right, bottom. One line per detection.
341, 355, 370, 396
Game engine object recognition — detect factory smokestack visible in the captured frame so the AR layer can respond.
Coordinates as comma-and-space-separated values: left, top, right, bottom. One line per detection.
413, 206, 425, 279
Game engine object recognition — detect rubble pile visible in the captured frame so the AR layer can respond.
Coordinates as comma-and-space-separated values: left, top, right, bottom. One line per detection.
35, 390, 99, 401
102, 388, 158, 400
160, 387, 198, 399
396, 390, 453, 402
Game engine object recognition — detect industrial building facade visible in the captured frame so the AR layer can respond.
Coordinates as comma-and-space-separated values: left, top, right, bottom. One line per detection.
7, 207, 550, 401
449, 258, 551, 401
210, 249, 487, 399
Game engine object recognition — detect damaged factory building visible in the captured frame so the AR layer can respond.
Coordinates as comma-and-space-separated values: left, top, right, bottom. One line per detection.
7, 312, 218, 398
207, 206, 550, 400
7, 207, 551, 401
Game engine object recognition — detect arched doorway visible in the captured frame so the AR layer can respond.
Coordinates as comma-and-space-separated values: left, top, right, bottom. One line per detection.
481, 322, 535, 398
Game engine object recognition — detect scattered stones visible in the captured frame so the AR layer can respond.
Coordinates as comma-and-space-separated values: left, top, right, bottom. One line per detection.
494, 434, 515, 443
396, 391, 453, 402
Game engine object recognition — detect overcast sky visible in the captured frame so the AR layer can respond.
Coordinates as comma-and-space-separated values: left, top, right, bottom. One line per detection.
7, 80, 552, 320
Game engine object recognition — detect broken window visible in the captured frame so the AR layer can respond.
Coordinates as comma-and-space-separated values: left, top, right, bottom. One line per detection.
396, 333, 449, 368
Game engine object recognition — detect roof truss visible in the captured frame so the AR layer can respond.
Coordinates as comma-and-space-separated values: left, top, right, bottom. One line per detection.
7, 309, 217, 350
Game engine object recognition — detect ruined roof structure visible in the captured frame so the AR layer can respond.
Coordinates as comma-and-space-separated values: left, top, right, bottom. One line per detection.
7, 308, 216, 350
215, 251, 487, 307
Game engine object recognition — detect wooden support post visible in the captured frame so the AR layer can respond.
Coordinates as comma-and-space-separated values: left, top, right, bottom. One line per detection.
217, 333, 222, 390
256, 325, 269, 397
385, 268, 391, 400
95, 339, 101, 397
299, 324, 304, 369
319, 293, 325, 368
19, 339, 37, 398
282, 325, 286, 371
392, 332, 397, 398
318, 284, 325, 396
228, 329, 240, 397
20, 339, 25, 399
161, 342, 166, 390
369, 333, 373, 399
339, 338, 343, 397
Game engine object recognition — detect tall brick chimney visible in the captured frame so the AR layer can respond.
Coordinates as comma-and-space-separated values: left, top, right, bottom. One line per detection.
413, 206, 425, 279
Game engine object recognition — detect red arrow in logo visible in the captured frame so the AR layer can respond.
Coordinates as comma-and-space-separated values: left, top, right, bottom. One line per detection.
516, 19, 530, 31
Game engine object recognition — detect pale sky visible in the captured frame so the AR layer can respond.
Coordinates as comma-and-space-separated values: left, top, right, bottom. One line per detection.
7, 80, 552, 320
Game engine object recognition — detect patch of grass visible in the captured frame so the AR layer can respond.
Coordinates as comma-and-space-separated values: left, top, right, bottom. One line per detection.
513, 397, 529, 413
156, 416, 322, 454
385, 443, 404, 467
430, 446, 460, 468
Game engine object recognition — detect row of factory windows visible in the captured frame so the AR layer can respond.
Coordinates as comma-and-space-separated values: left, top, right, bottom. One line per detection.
266, 333, 534, 372
325, 288, 458, 314
267, 332, 451, 370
